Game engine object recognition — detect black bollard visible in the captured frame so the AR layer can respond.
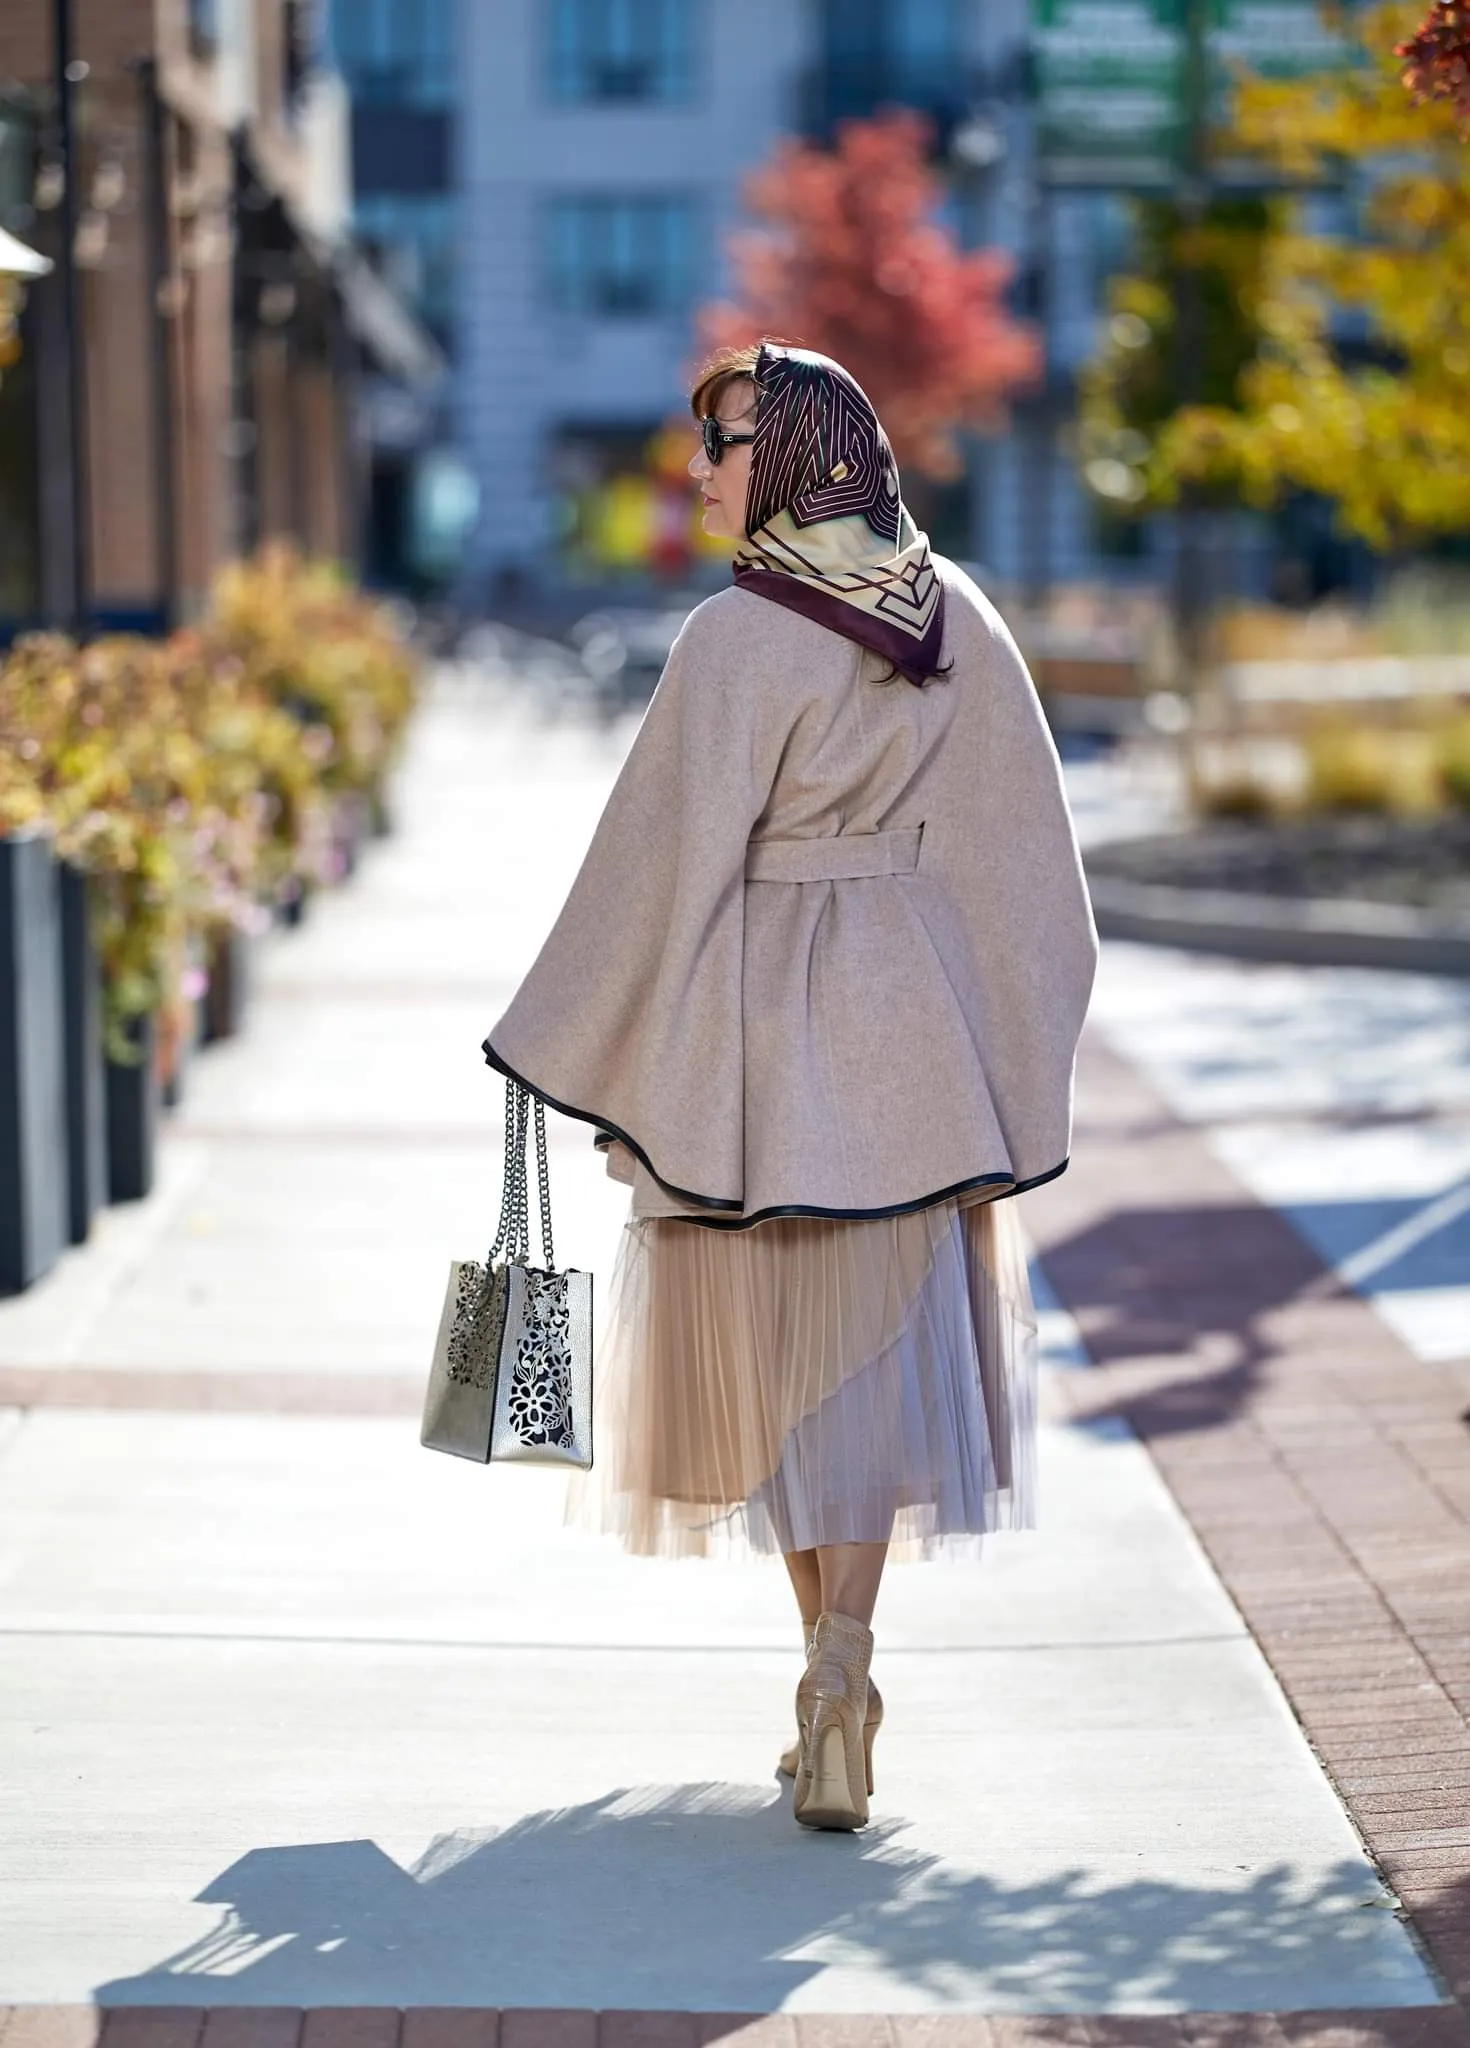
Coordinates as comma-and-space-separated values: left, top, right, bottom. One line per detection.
59, 864, 107, 1244
105, 1011, 160, 1204
0, 831, 69, 1292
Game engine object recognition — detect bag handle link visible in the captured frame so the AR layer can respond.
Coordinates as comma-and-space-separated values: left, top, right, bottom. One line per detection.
487, 1079, 554, 1271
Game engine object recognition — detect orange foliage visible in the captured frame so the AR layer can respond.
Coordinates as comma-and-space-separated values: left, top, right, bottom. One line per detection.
699, 111, 1041, 480
1398, 0, 1470, 119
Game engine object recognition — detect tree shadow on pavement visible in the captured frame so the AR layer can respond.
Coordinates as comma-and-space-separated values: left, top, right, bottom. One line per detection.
1038, 1197, 1353, 1440
92, 1783, 1438, 2013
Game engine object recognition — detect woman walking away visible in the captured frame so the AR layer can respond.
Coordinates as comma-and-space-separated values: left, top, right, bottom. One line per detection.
482, 341, 1098, 1832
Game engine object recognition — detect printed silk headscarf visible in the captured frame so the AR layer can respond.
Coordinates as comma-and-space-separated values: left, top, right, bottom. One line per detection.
731, 343, 946, 686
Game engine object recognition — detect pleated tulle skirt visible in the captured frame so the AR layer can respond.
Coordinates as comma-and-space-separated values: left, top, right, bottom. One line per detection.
565, 1193, 1038, 1560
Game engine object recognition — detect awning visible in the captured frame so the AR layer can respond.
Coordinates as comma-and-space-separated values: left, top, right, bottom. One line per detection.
0, 225, 52, 278
331, 243, 445, 390
231, 126, 445, 392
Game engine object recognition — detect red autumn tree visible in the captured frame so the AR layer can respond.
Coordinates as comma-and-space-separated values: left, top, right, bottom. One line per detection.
1398, 0, 1470, 121
698, 111, 1040, 480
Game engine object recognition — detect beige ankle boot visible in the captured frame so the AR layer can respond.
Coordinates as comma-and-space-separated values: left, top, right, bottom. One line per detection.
778, 1624, 882, 1779
792, 1610, 877, 1830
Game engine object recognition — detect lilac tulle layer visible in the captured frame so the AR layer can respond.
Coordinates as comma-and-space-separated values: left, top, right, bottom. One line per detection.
565, 1193, 1038, 1560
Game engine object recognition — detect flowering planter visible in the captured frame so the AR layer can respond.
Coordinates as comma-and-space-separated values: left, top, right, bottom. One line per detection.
202, 925, 252, 1044
0, 832, 69, 1292
105, 1012, 160, 1204
59, 865, 107, 1246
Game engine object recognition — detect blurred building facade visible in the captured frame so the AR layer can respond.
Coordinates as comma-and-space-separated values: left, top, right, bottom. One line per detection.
0, 0, 442, 636
456, 0, 1153, 611
326, 0, 466, 591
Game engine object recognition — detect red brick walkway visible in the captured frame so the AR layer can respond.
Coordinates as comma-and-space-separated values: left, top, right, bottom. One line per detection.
6, 2006, 1470, 2044
1, 2009, 1467, 2045
1024, 1034, 1470, 2043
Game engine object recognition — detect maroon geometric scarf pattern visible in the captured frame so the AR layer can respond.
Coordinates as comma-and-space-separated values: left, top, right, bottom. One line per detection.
732, 345, 946, 687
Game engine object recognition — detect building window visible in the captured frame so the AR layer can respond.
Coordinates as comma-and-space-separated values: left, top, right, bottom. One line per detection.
328, 0, 454, 108
814, 0, 963, 128
547, 195, 694, 317
549, 0, 697, 104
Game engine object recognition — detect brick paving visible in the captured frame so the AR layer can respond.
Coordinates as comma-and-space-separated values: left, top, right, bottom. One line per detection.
1024, 1032, 1470, 2040
3, 2009, 1470, 2045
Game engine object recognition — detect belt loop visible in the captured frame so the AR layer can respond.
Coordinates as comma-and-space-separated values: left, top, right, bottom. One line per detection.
744, 824, 924, 883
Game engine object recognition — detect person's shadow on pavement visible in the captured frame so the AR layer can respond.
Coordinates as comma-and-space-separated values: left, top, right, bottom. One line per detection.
92, 1782, 1433, 2013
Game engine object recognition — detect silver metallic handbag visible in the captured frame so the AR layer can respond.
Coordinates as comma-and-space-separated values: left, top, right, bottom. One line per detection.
420, 1079, 593, 1468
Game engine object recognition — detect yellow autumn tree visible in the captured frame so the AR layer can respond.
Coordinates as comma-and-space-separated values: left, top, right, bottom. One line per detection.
1145, 1, 1470, 549
1076, 196, 1284, 515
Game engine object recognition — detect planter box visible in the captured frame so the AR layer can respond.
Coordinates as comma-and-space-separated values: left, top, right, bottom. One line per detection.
159, 987, 198, 1111
59, 864, 106, 1246
276, 877, 310, 929
202, 925, 252, 1044
0, 832, 68, 1292
106, 1011, 160, 1204
332, 793, 366, 882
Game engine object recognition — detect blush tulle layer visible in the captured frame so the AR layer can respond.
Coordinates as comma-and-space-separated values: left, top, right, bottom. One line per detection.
565, 1193, 1038, 1560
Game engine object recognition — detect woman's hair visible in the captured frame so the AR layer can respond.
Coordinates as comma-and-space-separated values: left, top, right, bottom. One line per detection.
688, 341, 766, 421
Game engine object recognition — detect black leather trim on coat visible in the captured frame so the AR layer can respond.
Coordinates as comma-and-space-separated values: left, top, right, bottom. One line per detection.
659, 1157, 1069, 1231
482, 1034, 1069, 1232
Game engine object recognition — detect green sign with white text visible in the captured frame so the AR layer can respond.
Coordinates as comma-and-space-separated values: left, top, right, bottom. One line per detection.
1033, 0, 1187, 188
1032, 0, 1352, 186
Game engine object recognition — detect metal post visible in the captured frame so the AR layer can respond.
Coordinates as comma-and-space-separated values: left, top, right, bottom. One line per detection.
1173, 0, 1211, 684
1023, 173, 1055, 613
138, 60, 178, 629
327, 297, 362, 571
229, 134, 261, 556
52, 0, 89, 633
287, 315, 308, 546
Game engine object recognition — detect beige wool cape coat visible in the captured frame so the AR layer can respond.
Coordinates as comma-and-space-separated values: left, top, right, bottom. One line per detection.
483, 556, 1098, 1230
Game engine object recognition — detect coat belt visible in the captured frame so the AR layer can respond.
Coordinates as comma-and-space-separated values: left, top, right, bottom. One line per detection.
743, 824, 924, 883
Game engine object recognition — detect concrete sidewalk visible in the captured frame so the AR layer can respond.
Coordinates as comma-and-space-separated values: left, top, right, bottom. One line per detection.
0, 671, 1456, 2026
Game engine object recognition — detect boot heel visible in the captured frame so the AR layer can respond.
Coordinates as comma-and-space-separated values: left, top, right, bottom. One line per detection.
795, 1702, 868, 1831
863, 1682, 883, 1798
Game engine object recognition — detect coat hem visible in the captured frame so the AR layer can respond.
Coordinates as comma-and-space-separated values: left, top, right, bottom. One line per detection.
481, 1035, 1068, 1232
657, 1157, 1068, 1230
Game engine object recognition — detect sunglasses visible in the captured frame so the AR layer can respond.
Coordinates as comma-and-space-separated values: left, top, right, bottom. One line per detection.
702, 416, 756, 466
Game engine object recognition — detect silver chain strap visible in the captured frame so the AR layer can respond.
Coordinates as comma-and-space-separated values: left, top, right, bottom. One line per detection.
487, 1079, 554, 1271
532, 1094, 554, 1269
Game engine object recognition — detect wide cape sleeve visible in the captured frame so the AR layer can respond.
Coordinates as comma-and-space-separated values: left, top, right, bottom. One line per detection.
482, 592, 786, 1212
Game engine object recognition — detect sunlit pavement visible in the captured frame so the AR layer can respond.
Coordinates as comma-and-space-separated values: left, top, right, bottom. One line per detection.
0, 665, 1461, 2030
